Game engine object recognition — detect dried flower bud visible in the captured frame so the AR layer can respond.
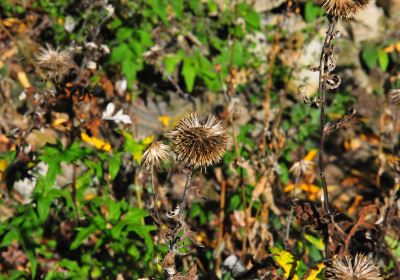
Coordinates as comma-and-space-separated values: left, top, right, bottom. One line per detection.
322, 0, 370, 19
36, 44, 76, 82
289, 160, 314, 178
141, 141, 170, 170
325, 253, 382, 280
165, 112, 229, 168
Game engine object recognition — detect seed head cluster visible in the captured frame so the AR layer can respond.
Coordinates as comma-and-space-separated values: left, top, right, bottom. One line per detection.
36, 44, 76, 81
141, 141, 170, 170
325, 253, 382, 280
166, 112, 229, 168
322, 0, 370, 19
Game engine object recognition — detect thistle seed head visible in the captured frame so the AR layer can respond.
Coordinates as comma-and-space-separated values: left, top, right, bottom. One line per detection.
166, 112, 229, 168
141, 141, 170, 170
325, 253, 382, 280
322, 0, 370, 19
36, 44, 76, 82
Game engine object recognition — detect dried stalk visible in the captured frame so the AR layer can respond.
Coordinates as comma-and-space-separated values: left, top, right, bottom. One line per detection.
150, 167, 167, 242
317, 16, 338, 215
215, 179, 227, 277
285, 173, 300, 246
169, 167, 193, 252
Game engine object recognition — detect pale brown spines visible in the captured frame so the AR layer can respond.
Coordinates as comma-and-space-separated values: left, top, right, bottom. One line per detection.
141, 141, 170, 170
36, 44, 76, 81
166, 112, 229, 168
325, 253, 383, 280
322, 0, 370, 19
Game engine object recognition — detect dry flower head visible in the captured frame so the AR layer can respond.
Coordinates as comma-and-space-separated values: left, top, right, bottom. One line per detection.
289, 160, 314, 179
141, 141, 170, 170
322, 0, 370, 19
166, 112, 229, 168
36, 44, 76, 81
325, 253, 382, 280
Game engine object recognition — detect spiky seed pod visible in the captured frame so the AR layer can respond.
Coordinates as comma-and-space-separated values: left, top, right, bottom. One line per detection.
325, 253, 383, 280
141, 141, 170, 170
36, 44, 76, 81
322, 0, 370, 19
166, 112, 229, 168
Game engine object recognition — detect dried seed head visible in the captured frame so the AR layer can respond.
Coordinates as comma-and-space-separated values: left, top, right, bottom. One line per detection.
389, 89, 400, 105
325, 253, 382, 280
322, 0, 370, 19
36, 44, 76, 81
289, 160, 314, 178
166, 112, 229, 168
141, 141, 170, 170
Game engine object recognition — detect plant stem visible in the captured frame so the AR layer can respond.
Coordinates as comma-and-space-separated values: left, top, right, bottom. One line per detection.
169, 167, 193, 252
150, 167, 166, 242
285, 173, 300, 246
215, 179, 226, 277
318, 16, 338, 215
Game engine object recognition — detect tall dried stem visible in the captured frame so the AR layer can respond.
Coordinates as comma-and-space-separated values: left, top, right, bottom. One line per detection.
169, 167, 193, 252
318, 16, 338, 215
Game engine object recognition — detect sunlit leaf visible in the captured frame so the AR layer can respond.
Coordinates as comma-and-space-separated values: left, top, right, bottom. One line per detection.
81, 132, 112, 152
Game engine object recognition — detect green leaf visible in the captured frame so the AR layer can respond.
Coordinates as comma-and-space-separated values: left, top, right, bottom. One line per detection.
110, 43, 134, 64
109, 152, 122, 180
378, 48, 389, 71
148, 0, 168, 24
164, 54, 182, 75
116, 27, 133, 42
172, 0, 184, 19
362, 45, 378, 69
70, 225, 97, 250
128, 245, 140, 260
0, 229, 19, 247
304, 234, 325, 251
182, 57, 196, 92
305, 0, 323, 22
244, 10, 260, 30
271, 247, 299, 280
37, 196, 52, 223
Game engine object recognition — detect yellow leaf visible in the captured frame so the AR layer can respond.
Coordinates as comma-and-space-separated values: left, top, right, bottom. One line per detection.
284, 183, 320, 194
0, 159, 8, 172
142, 135, 154, 146
284, 183, 295, 193
158, 115, 170, 127
81, 132, 112, 152
302, 263, 325, 280
304, 149, 318, 161
17, 71, 31, 88
300, 183, 319, 194
271, 247, 299, 280
84, 193, 97, 201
